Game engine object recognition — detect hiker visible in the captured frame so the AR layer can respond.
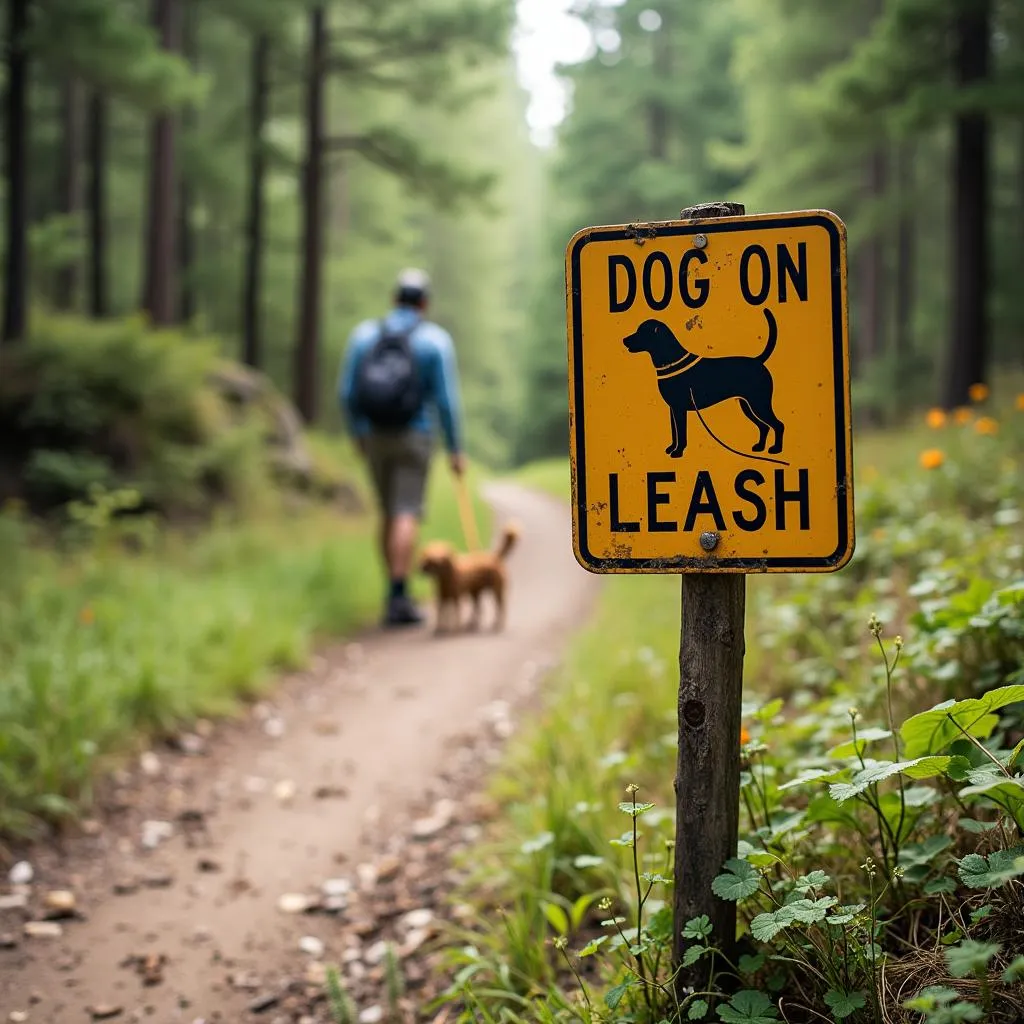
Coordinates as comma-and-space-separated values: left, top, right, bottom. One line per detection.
339, 268, 466, 627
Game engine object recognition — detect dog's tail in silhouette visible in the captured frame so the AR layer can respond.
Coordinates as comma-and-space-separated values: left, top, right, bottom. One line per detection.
756, 309, 778, 363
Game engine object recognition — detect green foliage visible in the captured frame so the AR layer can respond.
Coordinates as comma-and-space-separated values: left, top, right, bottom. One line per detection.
0, 451, 489, 839
432, 403, 1024, 1021
0, 313, 276, 515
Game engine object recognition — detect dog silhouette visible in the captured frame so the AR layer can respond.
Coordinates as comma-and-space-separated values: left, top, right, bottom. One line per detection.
623, 309, 784, 458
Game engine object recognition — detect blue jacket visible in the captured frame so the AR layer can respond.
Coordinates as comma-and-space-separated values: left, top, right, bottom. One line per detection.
338, 306, 463, 453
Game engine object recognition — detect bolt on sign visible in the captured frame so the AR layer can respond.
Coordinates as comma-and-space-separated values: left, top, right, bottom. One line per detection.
565, 209, 854, 573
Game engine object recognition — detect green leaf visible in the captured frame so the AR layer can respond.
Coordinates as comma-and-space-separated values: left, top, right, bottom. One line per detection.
542, 901, 569, 936
958, 817, 1000, 834
689, 999, 710, 1021
900, 685, 1024, 757
960, 777, 1024, 822
823, 989, 867, 1020
618, 800, 655, 817
738, 952, 766, 975
828, 727, 892, 759
924, 878, 957, 895
750, 910, 790, 942
573, 854, 605, 869
969, 905, 992, 924
899, 834, 952, 869
712, 859, 761, 901
642, 871, 672, 885
794, 870, 831, 891
829, 757, 955, 803
683, 944, 709, 967
610, 831, 635, 848
945, 939, 1001, 978
646, 906, 673, 942
958, 846, 1024, 889
682, 915, 713, 940
716, 989, 779, 1023
577, 935, 608, 958
605, 981, 629, 1010
1001, 956, 1024, 983
786, 896, 838, 924
826, 903, 866, 925
778, 767, 847, 791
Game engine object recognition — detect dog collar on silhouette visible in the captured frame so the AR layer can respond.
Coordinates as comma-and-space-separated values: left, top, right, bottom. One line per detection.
655, 352, 702, 379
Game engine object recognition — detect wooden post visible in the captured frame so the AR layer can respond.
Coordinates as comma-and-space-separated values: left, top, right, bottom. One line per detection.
673, 201, 747, 1001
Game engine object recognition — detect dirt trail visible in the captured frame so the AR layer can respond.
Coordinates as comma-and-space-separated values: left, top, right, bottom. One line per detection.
1, 482, 596, 1023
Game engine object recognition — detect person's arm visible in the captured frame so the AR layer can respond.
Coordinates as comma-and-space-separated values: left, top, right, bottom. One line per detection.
338, 327, 371, 443
429, 329, 464, 463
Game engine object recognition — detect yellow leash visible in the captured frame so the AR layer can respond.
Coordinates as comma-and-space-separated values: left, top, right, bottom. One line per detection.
455, 473, 481, 553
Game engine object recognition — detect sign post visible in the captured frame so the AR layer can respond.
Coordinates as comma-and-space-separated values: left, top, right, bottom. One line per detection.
565, 200, 852, 998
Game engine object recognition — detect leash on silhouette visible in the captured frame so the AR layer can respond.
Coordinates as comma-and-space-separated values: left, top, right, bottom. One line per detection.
688, 387, 791, 467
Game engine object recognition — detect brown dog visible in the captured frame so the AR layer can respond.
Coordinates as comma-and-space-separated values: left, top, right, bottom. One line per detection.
418, 522, 519, 633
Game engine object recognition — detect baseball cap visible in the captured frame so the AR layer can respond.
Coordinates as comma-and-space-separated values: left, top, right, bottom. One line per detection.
395, 267, 431, 302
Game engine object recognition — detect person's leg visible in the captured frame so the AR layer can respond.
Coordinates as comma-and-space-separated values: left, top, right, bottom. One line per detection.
382, 432, 433, 626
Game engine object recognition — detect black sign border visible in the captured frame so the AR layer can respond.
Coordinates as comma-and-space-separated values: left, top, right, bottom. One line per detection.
568, 213, 853, 573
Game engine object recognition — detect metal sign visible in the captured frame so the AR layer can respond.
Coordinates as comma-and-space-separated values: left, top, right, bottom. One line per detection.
566, 209, 853, 573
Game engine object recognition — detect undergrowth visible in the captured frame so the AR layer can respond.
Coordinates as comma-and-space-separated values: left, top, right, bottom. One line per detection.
0, 444, 491, 843
433, 392, 1024, 1022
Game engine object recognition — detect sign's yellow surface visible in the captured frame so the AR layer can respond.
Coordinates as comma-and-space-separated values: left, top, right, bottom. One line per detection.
565, 210, 853, 573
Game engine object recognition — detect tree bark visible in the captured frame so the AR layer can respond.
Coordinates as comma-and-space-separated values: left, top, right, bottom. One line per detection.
894, 143, 915, 397
141, 0, 181, 327
859, 150, 888, 370
242, 33, 270, 369
294, 6, 327, 422
54, 77, 85, 311
3, 0, 31, 344
87, 91, 108, 318
943, 0, 990, 407
177, 0, 195, 323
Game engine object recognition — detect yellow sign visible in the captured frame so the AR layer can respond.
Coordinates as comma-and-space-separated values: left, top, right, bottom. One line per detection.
565, 210, 853, 574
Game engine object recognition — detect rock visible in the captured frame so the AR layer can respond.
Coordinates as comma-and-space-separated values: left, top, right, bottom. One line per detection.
81, 819, 103, 836
411, 799, 455, 839
196, 858, 221, 874
263, 718, 285, 739
140, 751, 161, 777
0, 933, 17, 949
88, 1006, 124, 1021
177, 733, 204, 756
42, 890, 77, 919
23, 921, 63, 939
356, 863, 377, 890
141, 875, 174, 890
273, 779, 296, 804
8, 862, 33, 886
363, 940, 389, 966
321, 878, 351, 898
303, 962, 327, 986
358, 1006, 383, 1024
247, 993, 280, 1014
276, 893, 311, 915
229, 972, 261, 991
298, 935, 324, 958
8, 1011, 28, 1022
112, 880, 138, 896
312, 784, 347, 800
135, 953, 166, 986
140, 820, 173, 850
401, 908, 433, 930
401, 928, 430, 957
376, 855, 402, 882
0, 893, 28, 911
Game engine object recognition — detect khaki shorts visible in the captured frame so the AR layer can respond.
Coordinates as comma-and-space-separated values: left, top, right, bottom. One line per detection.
363, 430, 433, 518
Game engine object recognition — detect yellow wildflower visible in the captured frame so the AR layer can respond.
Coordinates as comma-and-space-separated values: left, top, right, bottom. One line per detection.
919, 449, 945, 470
1016, 393, 1024, 412
968, 382, 989, 403
925, 408, 946, 429
953, 406, 973, 425
975, 416, 998, 435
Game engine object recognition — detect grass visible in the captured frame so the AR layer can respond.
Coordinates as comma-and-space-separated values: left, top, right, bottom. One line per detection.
0, 435, 492, 841
437, 387, 1024, 1023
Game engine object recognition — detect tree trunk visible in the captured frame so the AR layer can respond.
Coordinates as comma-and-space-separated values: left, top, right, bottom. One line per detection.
894, 142, 915, 396
3, 0, 31, 344
141, 0, 181, 326
242, 33, 270, 369
294, 6, 326, 423
54, 77, 85, 311
87, 91, 108, 318
177, 0, 195, 323
859, 149, 888, 370
648, 8, 670, 161
943, 0, 990, 407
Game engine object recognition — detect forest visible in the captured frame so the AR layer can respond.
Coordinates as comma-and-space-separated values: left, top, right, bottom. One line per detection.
0, 2, 1023, 1024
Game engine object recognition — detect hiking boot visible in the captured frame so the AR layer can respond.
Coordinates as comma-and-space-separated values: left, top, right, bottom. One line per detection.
383, 594, 424, 628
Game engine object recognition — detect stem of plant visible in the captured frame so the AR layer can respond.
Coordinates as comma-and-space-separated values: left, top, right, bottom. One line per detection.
628, 792, 654, 1015
947, 714, 1013, 777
